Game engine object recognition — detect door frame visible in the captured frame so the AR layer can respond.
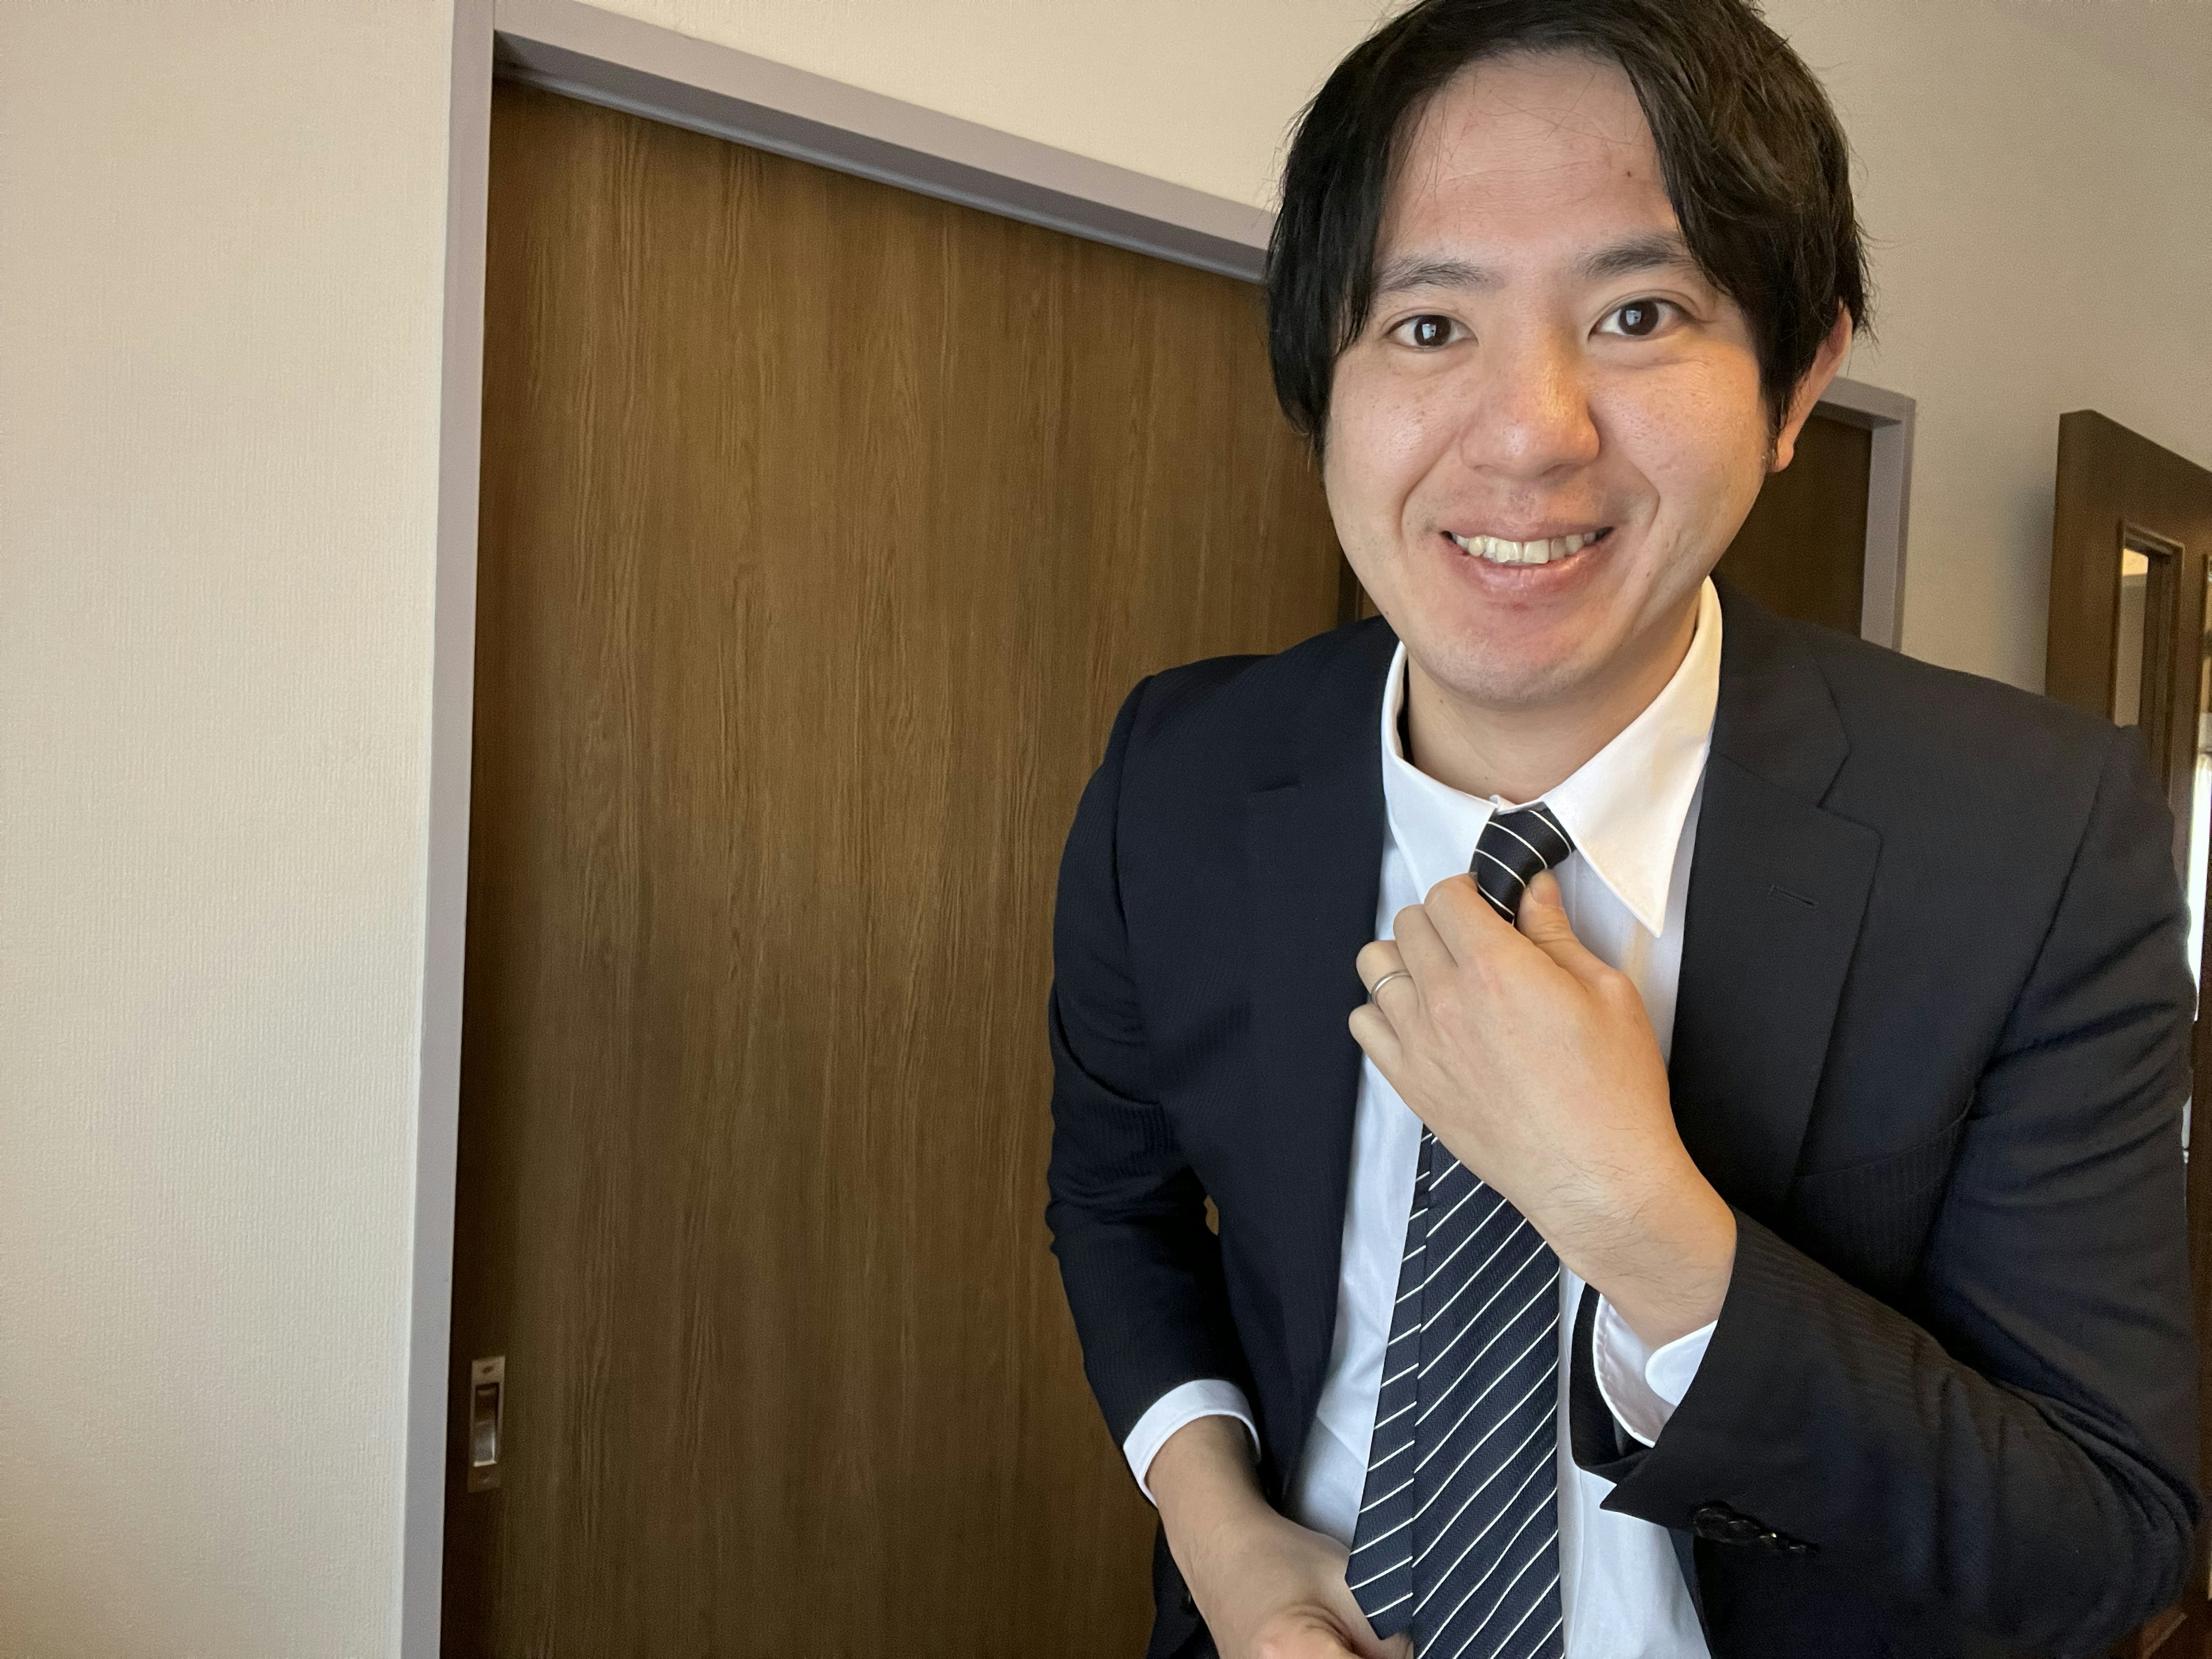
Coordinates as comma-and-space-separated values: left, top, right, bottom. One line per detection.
407, 4, 1918, 1651
1817, 376, 1916, 652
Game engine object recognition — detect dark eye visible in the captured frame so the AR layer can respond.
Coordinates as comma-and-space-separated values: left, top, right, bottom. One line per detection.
1397, 314, 1458, 350
1607, 299, 1667, 338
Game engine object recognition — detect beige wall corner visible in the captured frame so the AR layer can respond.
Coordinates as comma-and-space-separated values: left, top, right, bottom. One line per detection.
580, 0, 1387, 211
1762, 0, 2212, 688
0, 2, 456, 1654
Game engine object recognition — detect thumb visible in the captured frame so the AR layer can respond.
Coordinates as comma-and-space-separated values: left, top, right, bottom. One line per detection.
1516, 869, 1605, 982
1346, 1626, 1414, 1659
1325, 1578, 1415, 1659
1338, 1618, 1415, 1659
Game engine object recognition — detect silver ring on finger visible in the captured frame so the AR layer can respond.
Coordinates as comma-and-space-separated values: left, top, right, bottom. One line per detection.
1368, 968, 1412, 1005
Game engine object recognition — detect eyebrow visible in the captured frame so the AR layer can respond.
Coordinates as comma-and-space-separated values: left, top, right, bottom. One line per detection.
1371, 253, 1500, 300
1370, 233, 1702, 301
1577, 233, 1700, 283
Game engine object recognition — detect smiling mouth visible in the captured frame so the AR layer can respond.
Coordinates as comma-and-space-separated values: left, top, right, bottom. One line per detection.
1445, 526, 1612, 567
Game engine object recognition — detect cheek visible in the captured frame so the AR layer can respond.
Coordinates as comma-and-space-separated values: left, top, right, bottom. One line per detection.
1601, 366, 1770, 539
1324, 358, 1459, 536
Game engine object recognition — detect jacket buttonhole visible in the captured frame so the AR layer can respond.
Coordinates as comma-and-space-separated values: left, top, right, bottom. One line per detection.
1768, 884, 1818, 909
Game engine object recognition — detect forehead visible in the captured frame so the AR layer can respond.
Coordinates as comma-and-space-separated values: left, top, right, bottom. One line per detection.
1381, 51, 1679, 263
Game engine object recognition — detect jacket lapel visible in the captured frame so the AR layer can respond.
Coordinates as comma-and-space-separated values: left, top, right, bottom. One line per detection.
1242, 619, 1395, 1480
1670, 586, 1883, 1223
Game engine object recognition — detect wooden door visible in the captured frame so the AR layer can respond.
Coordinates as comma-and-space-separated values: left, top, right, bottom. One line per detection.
442, 84, 1349, 1657
2047, 411, 2212, 865
1714, 409, 1873, 635
2040, 409, 2212, 1659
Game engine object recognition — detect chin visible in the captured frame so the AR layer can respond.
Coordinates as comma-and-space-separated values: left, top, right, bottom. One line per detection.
1416, 630, 1600, 713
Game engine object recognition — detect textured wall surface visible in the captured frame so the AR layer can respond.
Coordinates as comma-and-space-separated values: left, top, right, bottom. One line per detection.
1763, 0, 2212, 686
0, 1, 2204, 1656
0, 2, 454, 1655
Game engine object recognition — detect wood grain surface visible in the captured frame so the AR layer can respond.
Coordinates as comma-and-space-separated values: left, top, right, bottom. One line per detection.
1714, 411, 1871, 638
442, 83, 1347, 1657
2046, 409, 2212, 849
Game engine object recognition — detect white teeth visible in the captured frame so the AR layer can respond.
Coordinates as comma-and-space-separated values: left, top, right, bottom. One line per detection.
1448, 530, 1597, 565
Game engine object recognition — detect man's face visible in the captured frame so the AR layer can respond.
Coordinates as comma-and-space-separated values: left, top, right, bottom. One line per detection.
1324, 51, 1799, 715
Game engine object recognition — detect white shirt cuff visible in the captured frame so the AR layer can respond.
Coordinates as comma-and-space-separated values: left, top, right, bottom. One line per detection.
1122, 1378, 1260, 1502
1591, 1296, 1715, 1448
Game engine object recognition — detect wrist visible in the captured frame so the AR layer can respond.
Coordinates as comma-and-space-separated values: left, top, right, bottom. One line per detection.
1570, 1160, 1736, 1350
1150, 1415, 1273, 1589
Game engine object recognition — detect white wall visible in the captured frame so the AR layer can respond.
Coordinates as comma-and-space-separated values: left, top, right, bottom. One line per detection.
1762, 0, 2212, 684
0, 3, 456, 1656
0, 2, 2204, 1656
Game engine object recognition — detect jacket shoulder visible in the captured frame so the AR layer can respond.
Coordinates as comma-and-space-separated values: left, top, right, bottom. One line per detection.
1123, 616, 1394, 786
1789, 616, 2120, 796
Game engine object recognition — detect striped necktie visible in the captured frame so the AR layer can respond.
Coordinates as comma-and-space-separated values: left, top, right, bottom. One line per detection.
1347, 802, 1575, 1659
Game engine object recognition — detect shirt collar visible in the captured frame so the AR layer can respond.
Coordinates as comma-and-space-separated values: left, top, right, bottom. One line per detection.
1378, 577, 1722, 937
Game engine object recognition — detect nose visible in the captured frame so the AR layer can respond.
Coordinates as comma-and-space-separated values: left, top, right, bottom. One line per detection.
1453, 326, 1600, 480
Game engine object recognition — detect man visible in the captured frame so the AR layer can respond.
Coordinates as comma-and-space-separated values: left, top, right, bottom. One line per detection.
1045, 1, 2199, 1656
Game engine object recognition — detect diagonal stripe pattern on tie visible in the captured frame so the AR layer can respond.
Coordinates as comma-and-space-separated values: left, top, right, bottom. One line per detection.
1348, 803, 1574, 1659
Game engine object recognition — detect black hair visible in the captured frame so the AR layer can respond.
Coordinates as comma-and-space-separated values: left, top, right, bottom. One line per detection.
1266, 0, 1868, 449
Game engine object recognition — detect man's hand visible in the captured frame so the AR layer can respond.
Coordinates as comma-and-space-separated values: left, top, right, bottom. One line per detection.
1350, 869, 1735, 1350
1149, 1416, 1411, 1659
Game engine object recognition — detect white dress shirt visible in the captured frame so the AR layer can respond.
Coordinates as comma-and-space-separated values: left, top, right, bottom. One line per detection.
1124, 578, 1728, 1657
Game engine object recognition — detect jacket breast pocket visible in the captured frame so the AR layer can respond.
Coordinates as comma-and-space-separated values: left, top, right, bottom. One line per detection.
1781, 1107, 1971, 1299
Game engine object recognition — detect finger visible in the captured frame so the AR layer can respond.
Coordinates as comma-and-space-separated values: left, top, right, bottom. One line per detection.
1357, 949, 1419, 1039
1392, 899, 1456, 982
1355, 937, 1406, 995
1421, 870, 1513, 960
1348, 1000, 1404, 1074
1365, 969, 1419, 1024
1357, 939, 1416, 1054
1379, 1635, 1414, 1659
1224, 1609, 1370, 1659
1514, 869, 1610, 984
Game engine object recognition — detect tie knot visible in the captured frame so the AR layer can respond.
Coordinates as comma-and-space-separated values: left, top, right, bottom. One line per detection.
1471, 804, 1574, 924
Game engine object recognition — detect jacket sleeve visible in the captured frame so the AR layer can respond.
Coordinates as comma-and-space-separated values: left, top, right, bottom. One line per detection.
1044, 677, 1249, 1446
1580, 722, 2201, 1653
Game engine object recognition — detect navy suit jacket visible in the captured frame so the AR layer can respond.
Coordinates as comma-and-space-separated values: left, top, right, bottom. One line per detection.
1044, 584, 2200, 1658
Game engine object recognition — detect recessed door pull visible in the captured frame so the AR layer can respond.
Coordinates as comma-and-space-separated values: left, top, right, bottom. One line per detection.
468, 1356, 505, 1492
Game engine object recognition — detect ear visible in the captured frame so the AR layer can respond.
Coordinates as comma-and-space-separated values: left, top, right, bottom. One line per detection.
1768, 307, 1855, 474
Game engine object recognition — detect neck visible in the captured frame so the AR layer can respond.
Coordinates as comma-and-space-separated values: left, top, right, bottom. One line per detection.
1404, 594, 1700, 802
